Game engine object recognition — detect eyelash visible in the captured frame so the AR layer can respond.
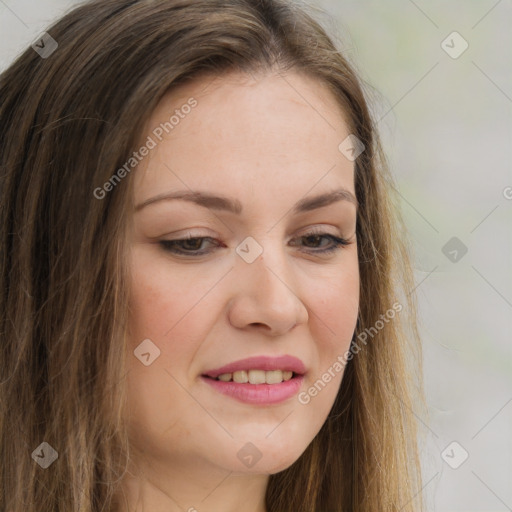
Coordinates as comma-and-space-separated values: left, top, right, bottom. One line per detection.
159, 230, 351, 257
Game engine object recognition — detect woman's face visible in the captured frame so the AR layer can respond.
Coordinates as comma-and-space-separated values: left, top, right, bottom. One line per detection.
125, 70, 359, 477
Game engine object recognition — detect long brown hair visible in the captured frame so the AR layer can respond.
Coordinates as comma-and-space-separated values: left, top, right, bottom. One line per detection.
0, 0, 426, 510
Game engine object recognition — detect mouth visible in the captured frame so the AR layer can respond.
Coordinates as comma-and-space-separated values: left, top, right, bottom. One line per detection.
202, 369, 298, 384
200, 355, 306, 405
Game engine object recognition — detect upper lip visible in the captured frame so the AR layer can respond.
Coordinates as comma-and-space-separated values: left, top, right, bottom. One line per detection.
202, 355, 306, 379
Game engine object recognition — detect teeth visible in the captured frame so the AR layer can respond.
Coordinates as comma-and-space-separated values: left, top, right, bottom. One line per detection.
265, 370, 283, 384
248, 369, 266, 384
233, 370, 248, 383
215, 369, 295, 384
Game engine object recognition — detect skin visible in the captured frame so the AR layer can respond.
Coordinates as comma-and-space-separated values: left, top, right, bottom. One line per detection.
117, 69, 360, 512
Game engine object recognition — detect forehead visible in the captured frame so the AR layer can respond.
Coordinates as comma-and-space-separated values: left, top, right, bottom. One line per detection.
133, 70, 355, 201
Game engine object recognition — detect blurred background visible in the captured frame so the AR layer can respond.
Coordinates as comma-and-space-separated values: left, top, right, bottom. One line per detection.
1, 1, 511, 510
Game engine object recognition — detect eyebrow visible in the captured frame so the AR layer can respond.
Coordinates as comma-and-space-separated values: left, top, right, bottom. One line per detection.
134, 188, 358, 214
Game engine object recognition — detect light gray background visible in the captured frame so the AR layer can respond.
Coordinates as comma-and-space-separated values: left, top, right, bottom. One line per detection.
1, 1, 511, 510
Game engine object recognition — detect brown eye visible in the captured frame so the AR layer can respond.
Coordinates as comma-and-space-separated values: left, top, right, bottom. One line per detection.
180, 238, 204, 250
291, 232, 351, 254
159, 237, 221, 256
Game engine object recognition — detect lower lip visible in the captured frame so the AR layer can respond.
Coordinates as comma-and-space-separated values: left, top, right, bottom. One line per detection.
200, 375, 304, 405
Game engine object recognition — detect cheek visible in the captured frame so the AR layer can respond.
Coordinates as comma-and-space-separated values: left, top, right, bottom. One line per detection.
310, 264, 359, 347
126, 248, 206, 409
124, 249, 210, 447
304, 263, 359, 399
126, 245, 229, 381
128, 246, 177, 325
127, 246, 203, 348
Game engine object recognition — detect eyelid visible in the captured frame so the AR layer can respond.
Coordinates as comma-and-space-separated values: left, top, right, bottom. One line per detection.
294, 224, 339, 235
160, 224, 346, 244
158, 227, 353, 258
162, 228, 216, 237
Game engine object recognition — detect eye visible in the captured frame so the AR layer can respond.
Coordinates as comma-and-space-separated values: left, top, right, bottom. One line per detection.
159, 235, 221, 256
290, 230, 351, 254
158, 230, 352, 257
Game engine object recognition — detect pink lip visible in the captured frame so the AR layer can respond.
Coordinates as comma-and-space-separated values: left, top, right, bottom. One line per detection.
202, 355, 306, 379
200, 355, 306, 405
201, 374, 304, 405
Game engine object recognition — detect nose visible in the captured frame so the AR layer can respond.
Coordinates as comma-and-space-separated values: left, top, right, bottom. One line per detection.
227, 246, 309, 336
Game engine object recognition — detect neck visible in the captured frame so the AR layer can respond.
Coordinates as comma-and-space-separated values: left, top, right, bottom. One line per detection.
114, 452, 269, 512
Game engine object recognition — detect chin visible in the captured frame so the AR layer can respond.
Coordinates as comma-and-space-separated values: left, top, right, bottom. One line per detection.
224, 446, 306, 476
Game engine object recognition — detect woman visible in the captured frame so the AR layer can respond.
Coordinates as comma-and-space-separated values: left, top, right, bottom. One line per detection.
0, 0, 426, 510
